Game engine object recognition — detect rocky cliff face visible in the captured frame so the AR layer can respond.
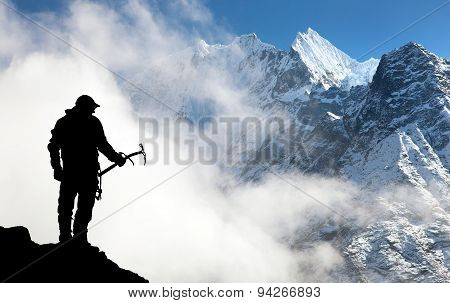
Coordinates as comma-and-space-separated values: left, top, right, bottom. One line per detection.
0, 226, 148, 282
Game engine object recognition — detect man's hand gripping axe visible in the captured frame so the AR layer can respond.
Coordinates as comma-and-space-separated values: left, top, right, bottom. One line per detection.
96, 144, 147, 200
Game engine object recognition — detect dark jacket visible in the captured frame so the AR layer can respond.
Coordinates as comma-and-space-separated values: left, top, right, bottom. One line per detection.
48, 108, 121, 176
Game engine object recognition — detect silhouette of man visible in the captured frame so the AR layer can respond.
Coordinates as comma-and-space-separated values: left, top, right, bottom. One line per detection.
48, 95, 126, 243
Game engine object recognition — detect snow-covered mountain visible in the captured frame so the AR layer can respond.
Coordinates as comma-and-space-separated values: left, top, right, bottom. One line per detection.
340, 43, 449, 282
342, 42, 450, 186
234, 40, 450, 282
193, 28, 378, 105
125, 29, 450, 282
127, 29, 379, 116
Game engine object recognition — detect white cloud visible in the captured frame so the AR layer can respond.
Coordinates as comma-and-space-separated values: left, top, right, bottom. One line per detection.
169, 0, 213, 25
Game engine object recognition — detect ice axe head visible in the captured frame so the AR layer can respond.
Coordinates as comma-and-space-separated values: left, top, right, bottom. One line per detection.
139, 143, 147, 165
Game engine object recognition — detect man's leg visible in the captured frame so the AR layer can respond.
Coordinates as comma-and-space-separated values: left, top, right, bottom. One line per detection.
73, 184, 97, 244
58, 181, 77, 242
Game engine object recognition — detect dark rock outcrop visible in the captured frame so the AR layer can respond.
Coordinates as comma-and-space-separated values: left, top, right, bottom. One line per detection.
0, 226, 148, 283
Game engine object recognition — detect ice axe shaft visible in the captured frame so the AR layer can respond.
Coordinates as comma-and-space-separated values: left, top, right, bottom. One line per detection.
99, 143, 146, 177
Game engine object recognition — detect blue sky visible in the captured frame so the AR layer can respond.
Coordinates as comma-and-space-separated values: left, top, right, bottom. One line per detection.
11, 0, 450, 60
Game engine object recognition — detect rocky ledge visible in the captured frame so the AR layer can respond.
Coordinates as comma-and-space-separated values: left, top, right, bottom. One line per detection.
0, 226, 148, 283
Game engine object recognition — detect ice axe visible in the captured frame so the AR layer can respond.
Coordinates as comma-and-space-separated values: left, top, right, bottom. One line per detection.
96, 143, 147, 200
100, 143, 147, 176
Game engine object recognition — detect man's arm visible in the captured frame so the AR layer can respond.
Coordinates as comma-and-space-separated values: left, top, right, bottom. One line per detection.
95, 119, 126, 166
48, 120, 64, 181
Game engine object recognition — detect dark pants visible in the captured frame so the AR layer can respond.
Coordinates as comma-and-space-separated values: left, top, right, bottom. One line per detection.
58, 172, 98, 241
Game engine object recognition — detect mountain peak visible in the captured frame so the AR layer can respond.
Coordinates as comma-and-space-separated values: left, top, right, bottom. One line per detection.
291, 28, 378, 89
233, 33, 260, 44
242, 32, 258, 39
403, 41, 426, 50
305, 27, 321, 37
292, 28, 330, 49
384, 41, 432, 61
370, 41, 445, 100
232, 33, 275, 53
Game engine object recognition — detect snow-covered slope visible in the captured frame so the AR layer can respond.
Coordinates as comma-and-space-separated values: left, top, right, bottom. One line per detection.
292, 28, 378, 90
